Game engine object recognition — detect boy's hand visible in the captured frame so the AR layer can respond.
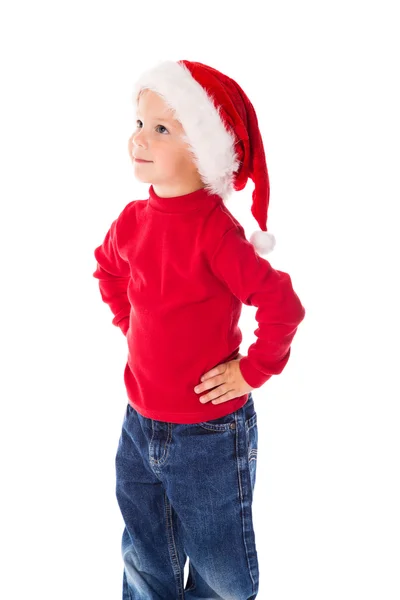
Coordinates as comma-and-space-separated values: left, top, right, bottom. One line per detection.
194, 353, 254, 405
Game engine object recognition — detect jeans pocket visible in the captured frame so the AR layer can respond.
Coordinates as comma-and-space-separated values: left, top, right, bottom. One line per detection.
198, 392, 253, 431
198, 410, 236, 431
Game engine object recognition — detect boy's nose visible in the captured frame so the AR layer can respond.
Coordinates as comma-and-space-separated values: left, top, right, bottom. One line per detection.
133, 131, 148, 146
131, 135, 146, 149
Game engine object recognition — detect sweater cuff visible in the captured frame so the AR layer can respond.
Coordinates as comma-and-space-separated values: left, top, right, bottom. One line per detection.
239, 357, 273, 389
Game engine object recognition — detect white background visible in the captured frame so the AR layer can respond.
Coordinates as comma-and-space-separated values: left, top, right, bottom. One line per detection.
1, 1, 399, 598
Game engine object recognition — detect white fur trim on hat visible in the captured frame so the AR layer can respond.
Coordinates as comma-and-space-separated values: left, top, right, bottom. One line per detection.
132, 60, 240, 201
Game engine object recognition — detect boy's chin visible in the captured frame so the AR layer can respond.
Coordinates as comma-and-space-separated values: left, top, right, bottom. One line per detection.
133, 173, 153, 184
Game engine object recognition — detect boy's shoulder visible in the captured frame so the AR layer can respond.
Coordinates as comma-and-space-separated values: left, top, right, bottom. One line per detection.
214, 202, 244, 230
114, 197, 147, 228
112, 198, 147, 248
203, 200, 246, 251
117, 197, 147, 220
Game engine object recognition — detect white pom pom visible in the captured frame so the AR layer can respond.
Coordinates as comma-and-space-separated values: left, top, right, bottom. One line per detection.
249, 230, 276, 255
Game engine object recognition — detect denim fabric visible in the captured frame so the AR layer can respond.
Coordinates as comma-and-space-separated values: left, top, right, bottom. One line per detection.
115, 391, 259, 599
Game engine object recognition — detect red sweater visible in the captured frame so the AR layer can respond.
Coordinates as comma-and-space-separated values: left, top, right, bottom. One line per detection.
93, 185, 306, 423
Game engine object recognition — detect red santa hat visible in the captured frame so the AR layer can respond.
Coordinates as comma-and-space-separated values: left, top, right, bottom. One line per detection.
132, 59, 276, 256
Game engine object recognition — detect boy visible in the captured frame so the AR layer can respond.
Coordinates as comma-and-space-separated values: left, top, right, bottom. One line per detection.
93, 59, 306, 600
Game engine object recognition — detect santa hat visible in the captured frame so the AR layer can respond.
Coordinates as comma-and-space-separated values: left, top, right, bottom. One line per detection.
131, 59, 276, 256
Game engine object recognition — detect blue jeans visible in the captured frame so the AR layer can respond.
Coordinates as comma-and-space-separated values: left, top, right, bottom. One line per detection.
115, 391, 259, 599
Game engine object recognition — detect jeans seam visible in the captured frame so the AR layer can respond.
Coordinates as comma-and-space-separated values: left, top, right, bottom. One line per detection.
164, 492, 185, 600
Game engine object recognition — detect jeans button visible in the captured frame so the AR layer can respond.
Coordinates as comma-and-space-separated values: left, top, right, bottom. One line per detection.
230, 422, 236, 429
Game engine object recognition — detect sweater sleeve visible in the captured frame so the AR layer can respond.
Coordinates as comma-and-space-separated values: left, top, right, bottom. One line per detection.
93, 217, 131, 336
210, 225, 306, 388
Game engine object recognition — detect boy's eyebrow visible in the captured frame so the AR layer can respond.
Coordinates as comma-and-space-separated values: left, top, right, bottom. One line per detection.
136, 114, 175, 123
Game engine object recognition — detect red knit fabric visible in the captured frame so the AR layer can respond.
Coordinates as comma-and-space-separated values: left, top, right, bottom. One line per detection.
93, 185, 305, 424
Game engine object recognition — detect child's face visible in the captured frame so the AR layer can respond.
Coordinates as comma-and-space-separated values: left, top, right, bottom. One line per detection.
128, 89, 204, 196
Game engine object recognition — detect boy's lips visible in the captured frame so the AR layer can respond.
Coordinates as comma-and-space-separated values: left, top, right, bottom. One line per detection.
133, 157, 152, 163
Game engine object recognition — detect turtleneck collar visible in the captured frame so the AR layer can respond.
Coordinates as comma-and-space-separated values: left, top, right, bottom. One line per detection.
148, 184, 221, 214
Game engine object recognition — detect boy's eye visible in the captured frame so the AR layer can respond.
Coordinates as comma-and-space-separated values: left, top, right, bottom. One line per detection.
135, 120, 169, 134
155, 124, 169, 134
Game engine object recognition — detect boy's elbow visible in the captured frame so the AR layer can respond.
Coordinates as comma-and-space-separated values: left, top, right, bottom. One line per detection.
298, 302, 306, 322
